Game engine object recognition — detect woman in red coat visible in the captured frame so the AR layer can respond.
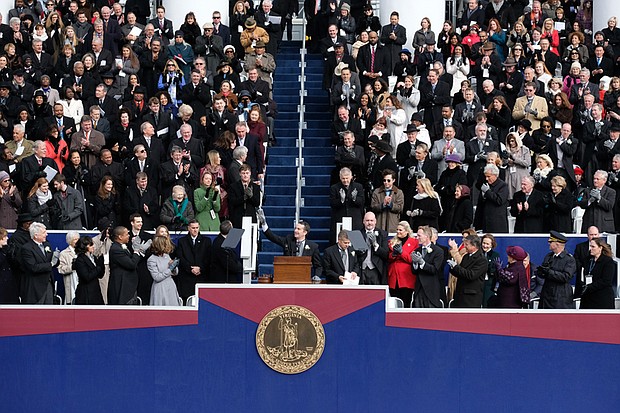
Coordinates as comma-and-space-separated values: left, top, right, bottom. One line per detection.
388, 221, 419, 307
44, 124, 69, 172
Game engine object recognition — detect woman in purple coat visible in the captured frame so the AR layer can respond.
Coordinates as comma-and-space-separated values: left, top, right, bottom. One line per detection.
491, 246, 530, 309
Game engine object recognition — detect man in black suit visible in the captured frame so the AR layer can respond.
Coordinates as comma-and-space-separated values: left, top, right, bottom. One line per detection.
411, 225, 445, 308
210, 220, 244, 283
206, 95, 238, 146
379, 11, 407, 76
122, 172, 159, 230
448, 234, 488, 308
168, 123, 204, 169
45, 103, 76, 142
228, 164, 261, 228
454, 88, 484, 132
369, 140, 399, 194
399, 143, 438, 216
355, 31, 389, 88
255, 0, 282, 57
142, 97, 175, 147
577, 170, 617, 233
90, 149, 125, 196
127, 213, 154, 305
86, 84, 119, 122
108, 226, 141, 305
124, 143, 159, 187
180, 69, 212, 120
211, 11, 231, 46
175, 220, 211, 303
149, 5, 174, 46
239, 68, 270, 106
227, 146, 246, 184
510, 176, 546, 233
330, 66, 361, 114
323, 44, 356, 91
419, 69, 451, 129
573, 225, 599, 298
19, 222, 56, 304
320, 23, 348, 60
121, 86, 149, 121
396, 125, 425, 167
545, 123, 579, 190
464, 124, 501, 188
134, 122, 167, 166
258, 211, 323, 278
568, 68, 599, 113
359, 212, 389, 285
23, 38, 54, 79
100, 6, 122, 57
235, 121, 264, 180
430, 105, 465, 142
19, 141, 58, 194
323, 230, 361, 284
159, 145, 198, 201
89, 37, 114, 75
586, 45, 615, 84
331, 106, 363, 146
60, 61, 96, 101
334, 130, 365, 181
329, 167, 365, 242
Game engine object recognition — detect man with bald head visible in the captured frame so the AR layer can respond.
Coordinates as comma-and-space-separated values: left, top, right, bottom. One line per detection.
356, 30, 389, 87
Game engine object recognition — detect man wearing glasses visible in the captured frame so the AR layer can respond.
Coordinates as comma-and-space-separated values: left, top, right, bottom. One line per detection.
211, 11, 230, 46
512, 81, 549, 130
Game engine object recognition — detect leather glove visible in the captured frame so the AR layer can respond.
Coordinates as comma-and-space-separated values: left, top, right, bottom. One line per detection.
244, 185, 253, 198
447, 258, 457, 268
477, 151, 488, 160
351, 188, 358, 199
537, 265, 550, 277
590, 188, 601, 201
367, 232, 376, 246
51, 249, 60, 267
410, 209, 422, 217
415, 170, 426, 179
481, 183, 490, 193
392, 243, 403, 256
339, 188, 346, 203
407, 166, 416, 180
604, 139, 615, 150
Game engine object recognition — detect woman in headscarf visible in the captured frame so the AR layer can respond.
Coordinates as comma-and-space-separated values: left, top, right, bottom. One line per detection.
490, 245, 530, 308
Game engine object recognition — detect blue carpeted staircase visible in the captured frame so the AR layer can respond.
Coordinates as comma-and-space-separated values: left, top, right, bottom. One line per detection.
257, 42, 333, 277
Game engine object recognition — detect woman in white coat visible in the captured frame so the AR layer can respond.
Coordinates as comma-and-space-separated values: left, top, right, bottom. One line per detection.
395, 75, 420, 123
147, 236, 180, 306
383, 95, 407, 157
445, 44, 470, 96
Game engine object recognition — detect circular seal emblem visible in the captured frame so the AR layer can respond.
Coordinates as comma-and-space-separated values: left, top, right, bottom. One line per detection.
256, 305, 325, 374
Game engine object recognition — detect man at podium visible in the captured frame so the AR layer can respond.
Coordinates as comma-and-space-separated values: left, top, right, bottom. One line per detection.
257, 209, 323, 278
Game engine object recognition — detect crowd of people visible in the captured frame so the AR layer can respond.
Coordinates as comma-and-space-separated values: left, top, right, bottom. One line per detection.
0, 0, 302, 305
0, 1, 618, 309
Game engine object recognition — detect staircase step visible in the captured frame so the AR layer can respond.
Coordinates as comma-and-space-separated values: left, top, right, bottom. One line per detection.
265, 185, 296, 195
268, 174, 330, 186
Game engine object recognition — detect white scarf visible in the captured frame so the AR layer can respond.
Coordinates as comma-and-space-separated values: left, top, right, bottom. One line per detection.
36, 188, 52, 205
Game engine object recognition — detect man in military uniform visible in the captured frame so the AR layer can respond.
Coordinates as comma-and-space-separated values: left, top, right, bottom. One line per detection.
536, 231, 576, 309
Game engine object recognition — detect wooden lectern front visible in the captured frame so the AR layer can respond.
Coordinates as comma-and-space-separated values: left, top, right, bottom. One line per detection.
273, 256, 312, 284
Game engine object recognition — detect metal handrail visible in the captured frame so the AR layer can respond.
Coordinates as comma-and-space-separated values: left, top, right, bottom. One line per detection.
295, 18, 308, 223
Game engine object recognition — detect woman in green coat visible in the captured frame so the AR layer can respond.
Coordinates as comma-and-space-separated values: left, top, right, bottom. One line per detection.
194, 171, 221, 231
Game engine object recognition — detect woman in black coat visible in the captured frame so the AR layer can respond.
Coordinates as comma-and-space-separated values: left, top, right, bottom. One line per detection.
406, 178, 441, 230
0, 227, 19, 304
26, 178, 54, 229
435, 156, 467, 231
73, 236, 105, 305
446, 184, 473, 233
580, 238, 616, 309
544, 176, 574, 232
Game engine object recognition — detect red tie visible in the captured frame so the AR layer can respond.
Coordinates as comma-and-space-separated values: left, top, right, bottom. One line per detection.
38, 158, 42, 166
370, 46, 376, 73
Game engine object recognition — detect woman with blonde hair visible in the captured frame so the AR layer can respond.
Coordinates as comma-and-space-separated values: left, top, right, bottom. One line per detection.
541, 18, 560, 55
383, 95, 407, 154
544, 175, 574, 232
504, 132, 532, 199
533, 154, 556, 192
387, 221, 419, 307
158, 59, 185, 107
406, 178, 441, 230
147, 236, 181, 306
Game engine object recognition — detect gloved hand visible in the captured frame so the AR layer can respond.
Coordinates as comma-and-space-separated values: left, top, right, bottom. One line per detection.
51, 249, 60, 267
407, 166, 416, 180
609, 172, 619, 183
410, 209, 422, 217
131, 236, 143, 252
367, 231, 376, 247
447, 258, 457, 268
351, 188, 358, 199
604, 139, 616, 150
477, 151, 488, 160
415, 171, 426, 179
481, 183, 490, 194
46, 199, 55, 207
244, 185, 253, 198
411, 251, 424, 265
537, 265, 550, 277
173, 216, 181, 224
493, 258, 503, 274
339, 188, 346, 203
392, 243, 403, 256
533, 171, 542, 182
590, 188, 601, 201
61, 214, 70, 223
256, 207, 267, 228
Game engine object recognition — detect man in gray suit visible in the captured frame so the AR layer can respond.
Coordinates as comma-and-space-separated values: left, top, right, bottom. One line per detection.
577, 170, 616, 233
430, 125, 466, 175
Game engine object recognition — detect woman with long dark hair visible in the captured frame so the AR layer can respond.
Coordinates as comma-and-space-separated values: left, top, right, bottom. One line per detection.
26, 178, 54, 228
73, 235, 105, 305
580, 238, 616, 309
95, 176, 120, 227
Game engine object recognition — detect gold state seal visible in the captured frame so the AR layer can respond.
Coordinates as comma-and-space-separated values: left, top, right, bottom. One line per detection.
256, 305, 325, 374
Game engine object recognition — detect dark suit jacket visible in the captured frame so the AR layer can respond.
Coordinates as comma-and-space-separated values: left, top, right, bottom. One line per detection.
329, 181, 365, 232
544, 134, 578, 186
159, 159, 198, 200
210, 233, 243, 283
356, 43, 390, 85
23, 52, 54, 77
180, 82, 212, 119
320, 35, 349, 59
331, 117, 363, 146
43, 116, 76, 141
19, 155, 58, 192
323, 54, 357, 90
176, 234, 211, 298
464, 138, 501, 186
102, 18, 122, 56
108, 242, 141, 305
149, 17, 174, 45
379, 24, 407, 75
213, 23, 231, 46
237, 133, 264, 178
124, 157, 159, 187
586, 56, 615, 84
19, 240, 54, 304
263, 228, 323, 277
510, 189, 546, 233
228, 180, 261, 228
361, 228, 389, 284
206, 109, 238, 144
370, 154, 399, 192
413, 244, 445, 307
430, 118, 465, 142
578, 185, 616, 233
73, 253, 105, 305
452, 249, 488, 308
86, 95, 119, 121
169, 137, 205, 169
323, 245, 360, 284
573, 240, 591, 298
93, 48, 114, 74
580, 254, 616, 309
122, 184, 160, 229
135, 135, 167, 166
142, 111, 175, 146
474, 178, 510, 233
418, 80, 451, 126
238, 78, 270, 105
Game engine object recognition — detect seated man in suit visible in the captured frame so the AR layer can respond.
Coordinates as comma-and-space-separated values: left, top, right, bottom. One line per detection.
257, 210, 323, 279
323, 230, 360, 284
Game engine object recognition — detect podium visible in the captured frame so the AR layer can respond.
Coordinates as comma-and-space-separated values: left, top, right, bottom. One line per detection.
273, 256, 312, 284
